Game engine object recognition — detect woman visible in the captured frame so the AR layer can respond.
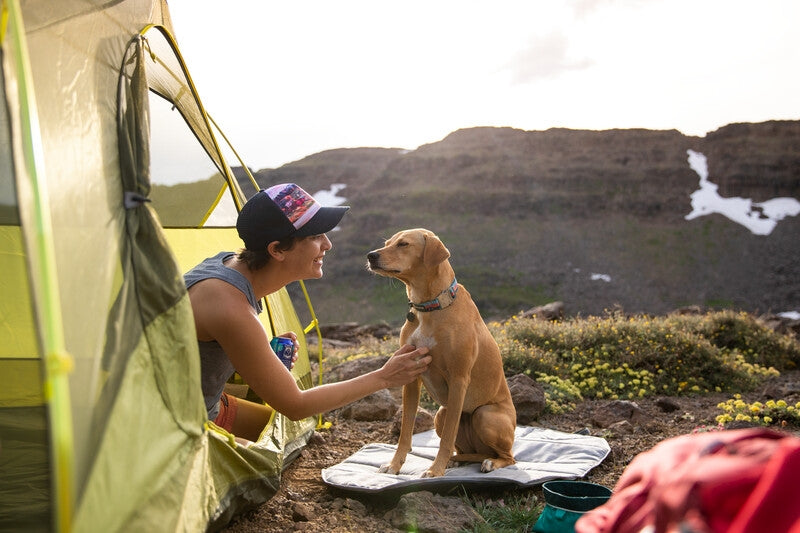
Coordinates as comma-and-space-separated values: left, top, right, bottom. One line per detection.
185, 183, 431, 443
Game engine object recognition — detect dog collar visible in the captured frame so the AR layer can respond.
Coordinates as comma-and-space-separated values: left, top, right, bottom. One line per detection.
407, 278, 458, 320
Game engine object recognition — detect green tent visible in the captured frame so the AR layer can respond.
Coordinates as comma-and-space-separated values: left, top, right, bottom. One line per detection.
0, 1, 321, 530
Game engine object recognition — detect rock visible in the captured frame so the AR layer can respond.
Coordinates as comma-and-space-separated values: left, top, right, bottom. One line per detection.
385, 491, 485, 532
655, 397, 681, 413
391, 406, 435, 435
342, 498, 366, 515
306, 431, 325, 446
291, 502, 314, 522
670, 305, 705, 315
760, 313, 800, 338
520, 301, 565, 321
507, 373, 547, 424
328, 355, 390, 382
309, 337, 355, 350
762, 378, 800, 400
317, 322, 400, 344
329, 497, 366, 513
592, 400, 644, 428
606, 420, 635, 435
337, 389, 398, 421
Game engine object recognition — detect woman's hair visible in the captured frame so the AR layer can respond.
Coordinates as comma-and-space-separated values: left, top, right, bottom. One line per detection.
237, 235, 299, 271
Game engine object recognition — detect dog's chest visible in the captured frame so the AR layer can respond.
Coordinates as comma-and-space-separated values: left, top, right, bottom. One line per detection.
404, 321, 454, 404
406, 327, 437, 351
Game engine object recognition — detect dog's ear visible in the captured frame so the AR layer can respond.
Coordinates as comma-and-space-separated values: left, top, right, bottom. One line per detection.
423, 234, 450, 266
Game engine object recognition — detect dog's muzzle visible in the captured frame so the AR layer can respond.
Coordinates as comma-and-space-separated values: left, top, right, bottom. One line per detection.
366, 251, 381, 269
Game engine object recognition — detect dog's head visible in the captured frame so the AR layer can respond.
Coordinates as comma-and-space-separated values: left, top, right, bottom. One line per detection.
366, 228, 450, 282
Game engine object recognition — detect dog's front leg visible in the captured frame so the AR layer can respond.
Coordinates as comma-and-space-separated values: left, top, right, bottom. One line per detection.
424, 376, 469, 478
379, 377, 421, 475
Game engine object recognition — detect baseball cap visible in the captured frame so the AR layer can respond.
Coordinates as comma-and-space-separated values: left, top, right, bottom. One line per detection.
236, 183, 350, 251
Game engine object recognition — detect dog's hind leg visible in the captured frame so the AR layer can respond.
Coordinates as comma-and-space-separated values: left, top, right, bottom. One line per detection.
379, 377, 422, 475
467, 401, 516, 472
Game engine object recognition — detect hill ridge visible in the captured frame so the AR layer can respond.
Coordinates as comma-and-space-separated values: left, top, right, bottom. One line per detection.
240, 120, 800, 325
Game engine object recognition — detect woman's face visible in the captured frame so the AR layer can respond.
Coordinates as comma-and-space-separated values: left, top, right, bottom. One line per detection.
284, 234, 332, 279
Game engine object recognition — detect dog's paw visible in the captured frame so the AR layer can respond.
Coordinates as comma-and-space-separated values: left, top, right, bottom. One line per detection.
378, 463, 399, 475
480, 459, 496, 473
421, 467, 446, 478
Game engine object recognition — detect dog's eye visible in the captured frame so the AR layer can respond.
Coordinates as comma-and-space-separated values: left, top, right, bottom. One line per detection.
396, 241, 409, 247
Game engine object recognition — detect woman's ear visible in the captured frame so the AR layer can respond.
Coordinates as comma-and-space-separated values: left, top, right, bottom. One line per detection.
267, 241, 285, 261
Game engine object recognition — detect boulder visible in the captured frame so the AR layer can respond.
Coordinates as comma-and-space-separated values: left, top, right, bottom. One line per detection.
385, 491, 485, 532
591, 400, 644, 428
520, 301, 565, 321
507, 373, 547, 424
391, 406, 435, 435
337, 389, 398, 421
328, 355, 390, 382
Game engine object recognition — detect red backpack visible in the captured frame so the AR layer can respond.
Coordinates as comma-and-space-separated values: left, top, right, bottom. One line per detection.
576, 428, 800, 533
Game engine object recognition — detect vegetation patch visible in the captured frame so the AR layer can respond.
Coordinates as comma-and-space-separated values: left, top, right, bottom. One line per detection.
324, 309, 800, 424
715, 396, 800, 427
495, 310, 797, 414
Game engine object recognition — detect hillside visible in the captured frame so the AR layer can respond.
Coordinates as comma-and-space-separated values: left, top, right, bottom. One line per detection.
211, 121, 800, 325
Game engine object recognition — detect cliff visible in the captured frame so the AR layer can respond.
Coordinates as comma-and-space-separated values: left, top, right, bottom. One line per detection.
245, 120, 800, 325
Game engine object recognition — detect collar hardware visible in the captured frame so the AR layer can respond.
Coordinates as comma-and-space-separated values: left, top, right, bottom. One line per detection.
407, 278, 458, 318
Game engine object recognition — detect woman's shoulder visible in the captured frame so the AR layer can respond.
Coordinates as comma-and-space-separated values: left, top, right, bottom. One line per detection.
185, 252, 262, 313
185, 252, 236, 286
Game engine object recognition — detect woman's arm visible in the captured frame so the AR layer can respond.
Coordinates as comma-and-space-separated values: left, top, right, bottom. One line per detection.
192, 279, 430, 421
282, 344, 430, 420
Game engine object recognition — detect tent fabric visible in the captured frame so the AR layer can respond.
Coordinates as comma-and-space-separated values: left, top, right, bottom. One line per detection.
0, 406, 50, 530
1, 1, 318, 530
74, 27, 212, 533
1, 3, 63, 530
321, 427, 611, 494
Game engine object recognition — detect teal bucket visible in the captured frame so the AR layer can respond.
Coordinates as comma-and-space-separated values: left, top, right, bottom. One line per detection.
532, 480, 612, 533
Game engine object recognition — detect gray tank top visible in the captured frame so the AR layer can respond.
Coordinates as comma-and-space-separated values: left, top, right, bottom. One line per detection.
184, 252, 263, 419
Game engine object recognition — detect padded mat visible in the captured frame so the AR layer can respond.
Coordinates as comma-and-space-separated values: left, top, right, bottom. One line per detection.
321, 426, 610, 494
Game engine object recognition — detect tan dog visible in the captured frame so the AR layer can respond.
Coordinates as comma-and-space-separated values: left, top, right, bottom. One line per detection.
366, 228, 516, 477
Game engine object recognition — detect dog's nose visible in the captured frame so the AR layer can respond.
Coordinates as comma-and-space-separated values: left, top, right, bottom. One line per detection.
367, 251, 379, 265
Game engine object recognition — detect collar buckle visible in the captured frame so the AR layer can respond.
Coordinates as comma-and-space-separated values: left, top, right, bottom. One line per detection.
408, 278, 458, 314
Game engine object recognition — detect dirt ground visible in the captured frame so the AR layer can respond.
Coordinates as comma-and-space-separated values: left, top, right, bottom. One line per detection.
221, 370, 800, 533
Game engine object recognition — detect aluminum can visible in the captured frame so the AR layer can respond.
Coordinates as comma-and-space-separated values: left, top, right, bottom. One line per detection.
270, 336, 294, 369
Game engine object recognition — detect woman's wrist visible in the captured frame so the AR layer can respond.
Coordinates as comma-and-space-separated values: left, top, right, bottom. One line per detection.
364, 367, 390, 391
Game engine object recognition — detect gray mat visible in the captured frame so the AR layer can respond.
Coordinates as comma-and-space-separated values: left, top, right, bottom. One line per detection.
321, 426, 610, 494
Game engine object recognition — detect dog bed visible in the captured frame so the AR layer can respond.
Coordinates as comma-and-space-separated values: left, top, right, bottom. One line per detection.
321, 426, 610, 494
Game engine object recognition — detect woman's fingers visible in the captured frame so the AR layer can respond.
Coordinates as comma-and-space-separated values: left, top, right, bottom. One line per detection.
397, 346, 431, 373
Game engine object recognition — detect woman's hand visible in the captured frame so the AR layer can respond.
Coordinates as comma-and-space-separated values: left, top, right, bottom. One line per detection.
377, 344, 431, 388
262, 342, 431, 422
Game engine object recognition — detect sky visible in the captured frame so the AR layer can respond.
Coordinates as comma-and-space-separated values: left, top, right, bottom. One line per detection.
165, 0, 800, 175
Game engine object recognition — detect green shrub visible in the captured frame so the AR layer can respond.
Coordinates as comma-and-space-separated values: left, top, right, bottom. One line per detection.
494, 310, 795, 412
322, 310, 799, 420
715, 396, 800, 427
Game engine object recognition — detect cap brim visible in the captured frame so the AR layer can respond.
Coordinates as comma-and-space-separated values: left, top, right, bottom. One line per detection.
294, 205, 350, 237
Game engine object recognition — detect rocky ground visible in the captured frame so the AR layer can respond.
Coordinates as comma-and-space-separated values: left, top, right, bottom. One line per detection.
221, 368, 800, 533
